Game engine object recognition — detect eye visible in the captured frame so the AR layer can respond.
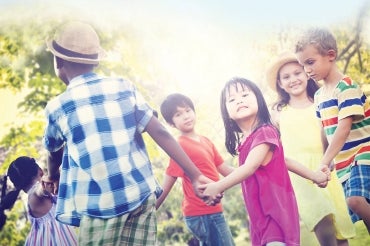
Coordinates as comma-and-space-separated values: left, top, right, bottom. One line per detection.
227, 97, 235, 103
242, 92, 249, 97
306, 59, 314, 65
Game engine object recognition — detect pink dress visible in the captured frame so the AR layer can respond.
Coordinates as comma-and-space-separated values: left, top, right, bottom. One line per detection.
25, 189, 78, 246
238, 125, 299, 246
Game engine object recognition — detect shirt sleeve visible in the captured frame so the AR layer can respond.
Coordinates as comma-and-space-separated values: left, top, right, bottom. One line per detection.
250, 125, 280, 150
337, 83, 365, 121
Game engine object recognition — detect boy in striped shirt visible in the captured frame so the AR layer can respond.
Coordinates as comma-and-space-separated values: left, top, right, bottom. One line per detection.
296, 27, 370, 233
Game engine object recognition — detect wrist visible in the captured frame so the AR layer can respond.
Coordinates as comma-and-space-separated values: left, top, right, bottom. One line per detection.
48, 172, 60, 181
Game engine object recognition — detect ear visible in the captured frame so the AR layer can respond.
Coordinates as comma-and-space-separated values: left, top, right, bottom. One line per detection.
327, 49, 337, 62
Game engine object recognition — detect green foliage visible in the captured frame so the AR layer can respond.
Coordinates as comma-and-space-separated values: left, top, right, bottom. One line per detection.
0, 200, 30, 246
1, 4, 370, 245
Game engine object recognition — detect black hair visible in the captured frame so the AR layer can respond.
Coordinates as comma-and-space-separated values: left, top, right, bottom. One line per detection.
160, 93, 195, 125
272, 78, 319, 111
220, 77, 275, 156
0, 156, 39, 230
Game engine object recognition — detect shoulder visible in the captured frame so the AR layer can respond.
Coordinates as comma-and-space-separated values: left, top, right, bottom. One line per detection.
253, 125, 280, 143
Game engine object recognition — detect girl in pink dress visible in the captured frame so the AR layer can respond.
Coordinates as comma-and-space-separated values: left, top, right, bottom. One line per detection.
201, 77, 300, 246
0, 156, 77, 245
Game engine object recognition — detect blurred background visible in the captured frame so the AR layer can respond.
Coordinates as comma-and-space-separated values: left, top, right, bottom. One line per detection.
0, 0, 369, 245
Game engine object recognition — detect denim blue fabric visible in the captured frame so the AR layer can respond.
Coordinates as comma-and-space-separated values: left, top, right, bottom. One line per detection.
185, 212, 234, 246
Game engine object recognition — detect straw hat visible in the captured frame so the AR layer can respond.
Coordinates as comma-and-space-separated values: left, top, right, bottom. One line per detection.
266, 51, 299, 91
46, 21, 106, 64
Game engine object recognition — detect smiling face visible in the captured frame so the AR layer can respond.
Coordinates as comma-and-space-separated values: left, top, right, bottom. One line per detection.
296, 44, 333, 82
278, 62, 309, 97
225, 82, 258, 123
171, 106, 196, 134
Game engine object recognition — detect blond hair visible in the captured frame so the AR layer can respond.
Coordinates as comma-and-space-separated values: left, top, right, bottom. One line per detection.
295, 28, 337, 56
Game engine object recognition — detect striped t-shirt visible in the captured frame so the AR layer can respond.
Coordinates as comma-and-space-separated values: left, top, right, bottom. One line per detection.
315, 76, 370, 182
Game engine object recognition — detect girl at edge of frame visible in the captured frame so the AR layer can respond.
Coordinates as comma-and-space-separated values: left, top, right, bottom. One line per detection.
0, 156, 77, 245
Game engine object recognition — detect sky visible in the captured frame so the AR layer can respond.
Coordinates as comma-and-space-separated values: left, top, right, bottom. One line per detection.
1, 0, 369, 137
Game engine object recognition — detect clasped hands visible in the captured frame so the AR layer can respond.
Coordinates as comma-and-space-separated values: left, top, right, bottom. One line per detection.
193, 174, 223, 206
312, 163, 333, 188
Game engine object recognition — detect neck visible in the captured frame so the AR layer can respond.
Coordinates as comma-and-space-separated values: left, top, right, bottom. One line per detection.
181, 131, 199, 141
323, 65, 343, 86
237, 117, 258, 137
289, 94, 313, 108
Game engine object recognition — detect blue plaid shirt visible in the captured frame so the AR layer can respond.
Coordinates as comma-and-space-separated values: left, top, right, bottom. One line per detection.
43, 72, 157, 226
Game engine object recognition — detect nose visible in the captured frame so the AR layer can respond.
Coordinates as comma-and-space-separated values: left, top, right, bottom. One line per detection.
303, 66, 312, 75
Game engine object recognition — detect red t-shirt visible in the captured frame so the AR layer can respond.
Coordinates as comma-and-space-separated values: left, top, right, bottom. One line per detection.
166, 135, 224, 216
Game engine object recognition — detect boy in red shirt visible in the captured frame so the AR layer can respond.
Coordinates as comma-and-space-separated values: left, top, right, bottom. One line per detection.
156, 93, 235, 246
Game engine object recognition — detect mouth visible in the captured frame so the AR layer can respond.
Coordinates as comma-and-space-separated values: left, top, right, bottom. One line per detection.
237, 106, 248, 112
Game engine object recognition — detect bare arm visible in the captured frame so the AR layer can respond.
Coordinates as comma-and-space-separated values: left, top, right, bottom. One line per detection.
217, 162, 235, 177
285, 157, 329, 185
320, 117, 352, 168
155, 175, 177, 209
201, 143, 270, 196
46, 146, 64, 194
145, 116, 219, 202
145, 117, 202, 180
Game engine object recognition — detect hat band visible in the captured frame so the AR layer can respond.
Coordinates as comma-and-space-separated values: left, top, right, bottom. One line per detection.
52, 41, 98, 60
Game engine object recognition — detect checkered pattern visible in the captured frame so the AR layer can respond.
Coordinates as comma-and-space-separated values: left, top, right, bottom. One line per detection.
43, 72, 157, 226
78, 194, 157, 245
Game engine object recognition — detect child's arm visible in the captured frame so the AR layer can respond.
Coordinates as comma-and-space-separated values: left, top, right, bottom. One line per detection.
285, 157, 329, 185
201, 143, 270, 197
217, 162, 235, 177
320, 117, 352, 168
155, 175, 177, 209
145, 116, 218, 203
46, 146, 64, 194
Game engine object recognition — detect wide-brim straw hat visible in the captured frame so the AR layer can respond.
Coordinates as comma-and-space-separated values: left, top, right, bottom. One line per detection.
266, 51, 299, 92
46, 21, 106, 65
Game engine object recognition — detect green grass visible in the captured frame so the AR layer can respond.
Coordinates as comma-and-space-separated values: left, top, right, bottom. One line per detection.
349, 221, 370, 245
300, 221, 369, 246
235, 221, 369, 245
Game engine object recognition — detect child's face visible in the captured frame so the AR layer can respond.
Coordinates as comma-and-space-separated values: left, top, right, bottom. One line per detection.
171, 106, 196, 133
278, 62, 309, 97
225, 83, 258, 122
296, 44, 333, 82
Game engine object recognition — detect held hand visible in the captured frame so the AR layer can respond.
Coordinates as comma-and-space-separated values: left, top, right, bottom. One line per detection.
193, 174, 223, 206
314, 165, 331, 188
312, 170, 328, 184
42, 176, 57, 195
45, 174, 60, 195
198, 182, 223, 206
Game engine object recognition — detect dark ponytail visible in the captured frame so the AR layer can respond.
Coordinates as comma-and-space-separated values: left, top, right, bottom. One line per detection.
0, 156, 39, 230
0, 176, 21, 230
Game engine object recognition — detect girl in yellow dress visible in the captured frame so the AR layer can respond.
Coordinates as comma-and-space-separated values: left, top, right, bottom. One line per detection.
267, 51, 356, 246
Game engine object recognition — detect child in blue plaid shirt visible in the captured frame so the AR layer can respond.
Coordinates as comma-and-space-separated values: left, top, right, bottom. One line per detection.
43, 21, 219, 245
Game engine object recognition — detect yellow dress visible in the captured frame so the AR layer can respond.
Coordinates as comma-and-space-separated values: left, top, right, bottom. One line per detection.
279, 104, 355, 241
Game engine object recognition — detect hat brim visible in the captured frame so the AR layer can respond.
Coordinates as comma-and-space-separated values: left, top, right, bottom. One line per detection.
266, 53, 299, 92
46, 40, 106, 65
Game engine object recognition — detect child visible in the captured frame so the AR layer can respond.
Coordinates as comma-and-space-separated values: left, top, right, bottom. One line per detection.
295, 27, 370, 233
201, 77, 300, 246
157, 93, 235, 246
0, 156, 77, 245
43, 21, 219, 245
268, 51, 355, 245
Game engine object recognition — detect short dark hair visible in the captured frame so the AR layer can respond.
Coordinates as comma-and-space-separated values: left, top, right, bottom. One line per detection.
160, 93, 195, 125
